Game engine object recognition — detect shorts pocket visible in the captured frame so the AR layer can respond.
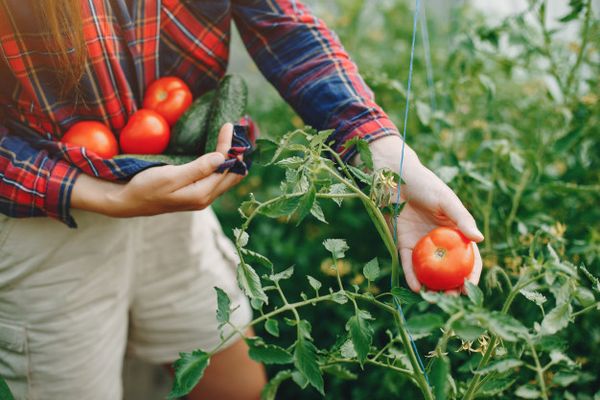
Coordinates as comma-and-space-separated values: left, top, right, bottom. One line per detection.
0, 320, 29, 399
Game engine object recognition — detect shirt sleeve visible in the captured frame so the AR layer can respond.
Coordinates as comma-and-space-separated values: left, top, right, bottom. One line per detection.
231, 0, 400, 162
0, 122, 161, 227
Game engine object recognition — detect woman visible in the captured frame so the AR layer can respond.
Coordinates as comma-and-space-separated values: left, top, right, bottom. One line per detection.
0, 1, 484, 399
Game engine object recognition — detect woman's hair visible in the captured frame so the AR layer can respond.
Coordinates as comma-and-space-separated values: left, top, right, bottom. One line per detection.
38, 0, 87, 95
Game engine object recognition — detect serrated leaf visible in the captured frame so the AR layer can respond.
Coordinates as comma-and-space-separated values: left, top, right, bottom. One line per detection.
430, 356, 450, 400
391, 287, 422, 306
233, 228, 249, 247
332, 291, 348, 304
260, 194, 302, 218
296, 185, 316, 225
293, 337, 324, 394
515, 384, 541, 399
481, 312, 528, 342
247, 338, 293, 364
168, 350, 210, 399
347, 313, 373, 365
322, 364, 358, 380
420, 290, 462, 314
452, 318, 485, 341
347, 137, 373, 169
465, 281, 484, 306
479, 377, 517, 396
310, 200, 328, 223
241, 248, 273, 270
406, 313, 444, 335
347, 165, 372, 184
276, 156, 305, 168
541, 303, 571, 335
265, 319, 280, 338
307, 275, 322, 293
579, 264, 600, 293
474, 359, 523, 375
328, 183, 348, 206
270, 266, 295, 282
340, 339, 357, 358
237, 262, 268, 303
520, 289, 547, 306
214, 287, 231, 327
323, 239, 349, 258
261, 370, 292, 400
363, 258, 380, 282
291, 370, 309, 389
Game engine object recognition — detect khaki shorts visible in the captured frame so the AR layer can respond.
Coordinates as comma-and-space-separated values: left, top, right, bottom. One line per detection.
0, 209, 252, 400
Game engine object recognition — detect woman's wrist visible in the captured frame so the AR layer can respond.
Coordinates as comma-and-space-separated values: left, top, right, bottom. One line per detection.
70, 173, 126, 217
368, 135, 422, 174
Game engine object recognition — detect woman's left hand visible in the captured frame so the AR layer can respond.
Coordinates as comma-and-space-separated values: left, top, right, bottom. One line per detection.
366, 136, 484, 293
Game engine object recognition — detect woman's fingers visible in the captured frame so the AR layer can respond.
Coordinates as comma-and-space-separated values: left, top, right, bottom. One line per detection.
399, 248, 422, 293
441, 190, 484, 243
171, 152, 226, 186
466, 243, 483, 286
216, 122, 234, 155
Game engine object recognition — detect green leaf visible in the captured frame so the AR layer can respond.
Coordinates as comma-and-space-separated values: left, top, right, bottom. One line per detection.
260, 194, 302, 218
391, 287, 422, 306
246, 338, 293, 365
254, 138, 278, 166
515, 384, 541, 399
465, 281, 484, 306
416, 101, 432, 126
240, 249, 273, 270
474, 359, 523, 375
214, 287, 231, 328
430, 356, 450, 400
328, 183, 348, 206
276, 156, 305, 168
481, 312, 528, 342
297, 320, 313, 340
406, 313, 444, 335
237, 262, 268, 303
479, 377, 517, 397
322, 364, 358, 380
340, 339, 357, 358
363, 258, 380, 282
579, 264, 600, 294
310, 200, 328, 223
307, 275, 322, 293
265, 319, 280, 338
520, 289, 547, 306
293, 337, 324, 394
558, 0, 584, 22
323, 239, 349, 258
233, 228, 249, 247
452, 318, 485, 341
541, 303, 572, 335
296, 185, 316, 225
291, 370, 309, 389
168, 350, 210, 399
260, 370, 292, 400
346, 137, 373, 169
347, 165, 372, 184
0, 376, 14, 400
270, 266, 295, 282
347, 312, 374, 365
332, 291, 348, 304
552, 370, 580, 387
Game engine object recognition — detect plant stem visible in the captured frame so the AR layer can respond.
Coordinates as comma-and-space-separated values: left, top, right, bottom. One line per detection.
572, 302, 600, 318
324, 357, 414, 380
565, 0, 592, 99
528, 340, 549, 400
506, 169, 531, 253
482, 156, 497, 253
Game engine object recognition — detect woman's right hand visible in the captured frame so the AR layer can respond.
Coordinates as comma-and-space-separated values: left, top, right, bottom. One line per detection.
71, 123, 245, 217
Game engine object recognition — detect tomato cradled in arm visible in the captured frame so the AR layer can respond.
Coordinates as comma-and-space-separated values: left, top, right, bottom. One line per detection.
61, 121, 119, 159
412, 227, 474, 291
143, 77, 193, 126
119, 109, 170, 155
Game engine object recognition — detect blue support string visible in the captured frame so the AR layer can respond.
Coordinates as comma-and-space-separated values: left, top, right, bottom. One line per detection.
391, 0, 431, 387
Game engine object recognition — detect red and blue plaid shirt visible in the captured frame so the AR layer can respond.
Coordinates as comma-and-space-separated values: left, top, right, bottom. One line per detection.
0, 0, 399, 227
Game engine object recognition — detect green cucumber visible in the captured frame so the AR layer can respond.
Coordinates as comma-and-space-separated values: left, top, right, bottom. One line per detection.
204, 75, 248, 153
167, 90, 216, 155
114, 154, 196, 165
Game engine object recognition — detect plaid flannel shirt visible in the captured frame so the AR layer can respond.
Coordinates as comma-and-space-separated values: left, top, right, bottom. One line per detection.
0, 0, 400, 227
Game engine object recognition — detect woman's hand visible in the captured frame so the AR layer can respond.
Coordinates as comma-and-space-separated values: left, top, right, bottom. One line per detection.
367, 136, 484, 293
71, 123, 245, 217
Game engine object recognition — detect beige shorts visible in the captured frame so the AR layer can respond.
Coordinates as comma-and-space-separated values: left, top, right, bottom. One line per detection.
0, 209, 252, 400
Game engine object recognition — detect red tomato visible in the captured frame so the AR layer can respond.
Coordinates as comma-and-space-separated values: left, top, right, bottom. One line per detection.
61, 121, 119, 159
120, 109, 170, 154
143, 77, 193, 126
412, 227, 474, 291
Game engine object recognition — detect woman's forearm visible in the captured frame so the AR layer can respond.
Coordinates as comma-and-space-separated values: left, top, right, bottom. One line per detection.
70, 173, 124, 216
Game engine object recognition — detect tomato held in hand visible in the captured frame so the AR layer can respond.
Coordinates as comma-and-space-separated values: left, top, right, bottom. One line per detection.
120, 109, 170, 154
61, 121, 119, 159
412, 227, 474, 291
143, 77, 193, 126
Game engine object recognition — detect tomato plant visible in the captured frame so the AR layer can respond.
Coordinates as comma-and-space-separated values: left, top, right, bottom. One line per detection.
119, 109, 170, 154
61, 121, 119, 159
143, 76, 193, 126
165, 1, 599, 399
412, 227, 474, 291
